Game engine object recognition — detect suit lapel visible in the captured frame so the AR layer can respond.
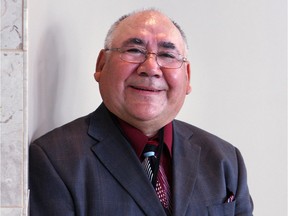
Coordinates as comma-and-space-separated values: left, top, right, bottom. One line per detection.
172, 121, 201, 216
88, 104, 166, 216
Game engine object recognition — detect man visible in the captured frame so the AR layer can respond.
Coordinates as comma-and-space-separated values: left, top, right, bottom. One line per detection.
29, 9, 253, 216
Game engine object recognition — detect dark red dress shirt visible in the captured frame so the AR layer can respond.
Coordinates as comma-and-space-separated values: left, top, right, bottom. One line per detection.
117, 119, 173, 187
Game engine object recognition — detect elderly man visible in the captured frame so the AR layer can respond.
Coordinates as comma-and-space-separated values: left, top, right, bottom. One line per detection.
29, 9, 253, 216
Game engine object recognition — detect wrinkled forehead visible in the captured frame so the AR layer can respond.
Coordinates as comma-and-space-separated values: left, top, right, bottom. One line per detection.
112, 11, 186, 53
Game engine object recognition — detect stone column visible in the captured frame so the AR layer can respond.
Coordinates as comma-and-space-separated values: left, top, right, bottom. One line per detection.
1, 0, 28, 215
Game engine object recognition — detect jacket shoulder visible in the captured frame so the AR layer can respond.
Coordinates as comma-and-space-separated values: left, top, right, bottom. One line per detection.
173, 119, 237, 155
31, 112, 93, 149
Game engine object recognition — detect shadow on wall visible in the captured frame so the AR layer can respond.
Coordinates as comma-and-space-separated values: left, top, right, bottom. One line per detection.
31, 26, 66, 141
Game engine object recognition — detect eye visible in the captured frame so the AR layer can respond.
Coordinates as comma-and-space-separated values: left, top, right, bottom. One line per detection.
157, 52, 177, 59
124, 47, 145, 55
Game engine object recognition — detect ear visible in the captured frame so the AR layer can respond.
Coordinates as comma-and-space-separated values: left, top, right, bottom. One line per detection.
185, 62, 192, 94
94, 49, 106, 82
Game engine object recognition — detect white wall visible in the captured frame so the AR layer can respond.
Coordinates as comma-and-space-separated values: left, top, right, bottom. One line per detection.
28, 0, 287, 215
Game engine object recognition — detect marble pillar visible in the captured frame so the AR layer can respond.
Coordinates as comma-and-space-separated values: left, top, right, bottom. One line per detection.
1, 0, 28, 215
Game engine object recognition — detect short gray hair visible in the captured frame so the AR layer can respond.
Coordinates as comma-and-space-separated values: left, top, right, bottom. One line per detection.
104, 9, 188, 51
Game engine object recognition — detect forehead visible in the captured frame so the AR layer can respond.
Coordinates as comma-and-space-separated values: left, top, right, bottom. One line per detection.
112, 11, 185, 51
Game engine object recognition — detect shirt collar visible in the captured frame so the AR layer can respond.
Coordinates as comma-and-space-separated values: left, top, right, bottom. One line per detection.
117, 119, 173, 158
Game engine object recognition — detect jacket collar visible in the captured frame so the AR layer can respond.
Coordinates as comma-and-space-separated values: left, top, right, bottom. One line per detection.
88, 103, 201, 216
172, 121, 201, 216
88, 104, 166, 215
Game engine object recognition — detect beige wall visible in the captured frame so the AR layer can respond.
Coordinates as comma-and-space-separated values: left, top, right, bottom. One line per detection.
28, 1, 287, 215
0, 0, 286, 216
29, 2, 287, 215
1, 0, 28, 215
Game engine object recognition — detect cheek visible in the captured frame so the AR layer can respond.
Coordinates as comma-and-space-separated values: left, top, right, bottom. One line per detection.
101, 59, 123, 82
100, 62, 136, 93
165, 71, 188, 93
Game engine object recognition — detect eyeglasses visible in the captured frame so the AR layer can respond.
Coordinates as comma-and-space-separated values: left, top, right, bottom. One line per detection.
105, 46, 188, 69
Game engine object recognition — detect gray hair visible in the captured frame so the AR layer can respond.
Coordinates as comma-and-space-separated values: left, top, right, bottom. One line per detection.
104, 9, 188, 51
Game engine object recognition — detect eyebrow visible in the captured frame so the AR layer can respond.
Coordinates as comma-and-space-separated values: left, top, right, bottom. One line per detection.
122, 38, 145, 47
121, 37, 178, 52
158, 41, 176, 50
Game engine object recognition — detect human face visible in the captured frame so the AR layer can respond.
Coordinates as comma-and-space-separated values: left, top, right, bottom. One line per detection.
95, 11, 191, 136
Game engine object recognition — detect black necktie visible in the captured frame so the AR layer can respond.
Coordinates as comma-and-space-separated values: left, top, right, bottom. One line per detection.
142, 142, 172, 215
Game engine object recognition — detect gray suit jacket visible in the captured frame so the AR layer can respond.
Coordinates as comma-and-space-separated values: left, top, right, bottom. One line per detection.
29, 103, 253, 216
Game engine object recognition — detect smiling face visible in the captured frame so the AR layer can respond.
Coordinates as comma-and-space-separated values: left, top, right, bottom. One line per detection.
95, 10, 191, 136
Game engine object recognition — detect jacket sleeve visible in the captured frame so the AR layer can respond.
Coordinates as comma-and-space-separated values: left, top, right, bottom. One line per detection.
29, 142, 75, 216
234, 147, 254, 216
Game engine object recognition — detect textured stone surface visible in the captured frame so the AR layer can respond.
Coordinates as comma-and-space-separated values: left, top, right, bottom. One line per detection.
1, 52, 24, 207
0, 208, 23, 216
1, 0, 23, 49
1, 0, 27, 214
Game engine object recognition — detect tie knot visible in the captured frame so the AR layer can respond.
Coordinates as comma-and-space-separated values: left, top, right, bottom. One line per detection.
143, 144, 157, 158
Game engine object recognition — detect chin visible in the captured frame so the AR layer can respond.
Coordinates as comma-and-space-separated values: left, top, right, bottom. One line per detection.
126, 108, 160, 121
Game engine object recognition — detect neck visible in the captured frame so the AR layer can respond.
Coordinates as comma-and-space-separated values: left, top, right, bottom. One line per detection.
106, 106, 173, 137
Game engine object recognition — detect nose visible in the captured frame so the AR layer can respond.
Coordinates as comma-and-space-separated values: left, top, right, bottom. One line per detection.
137, 53, 162, 78
145, 52, 159, 64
